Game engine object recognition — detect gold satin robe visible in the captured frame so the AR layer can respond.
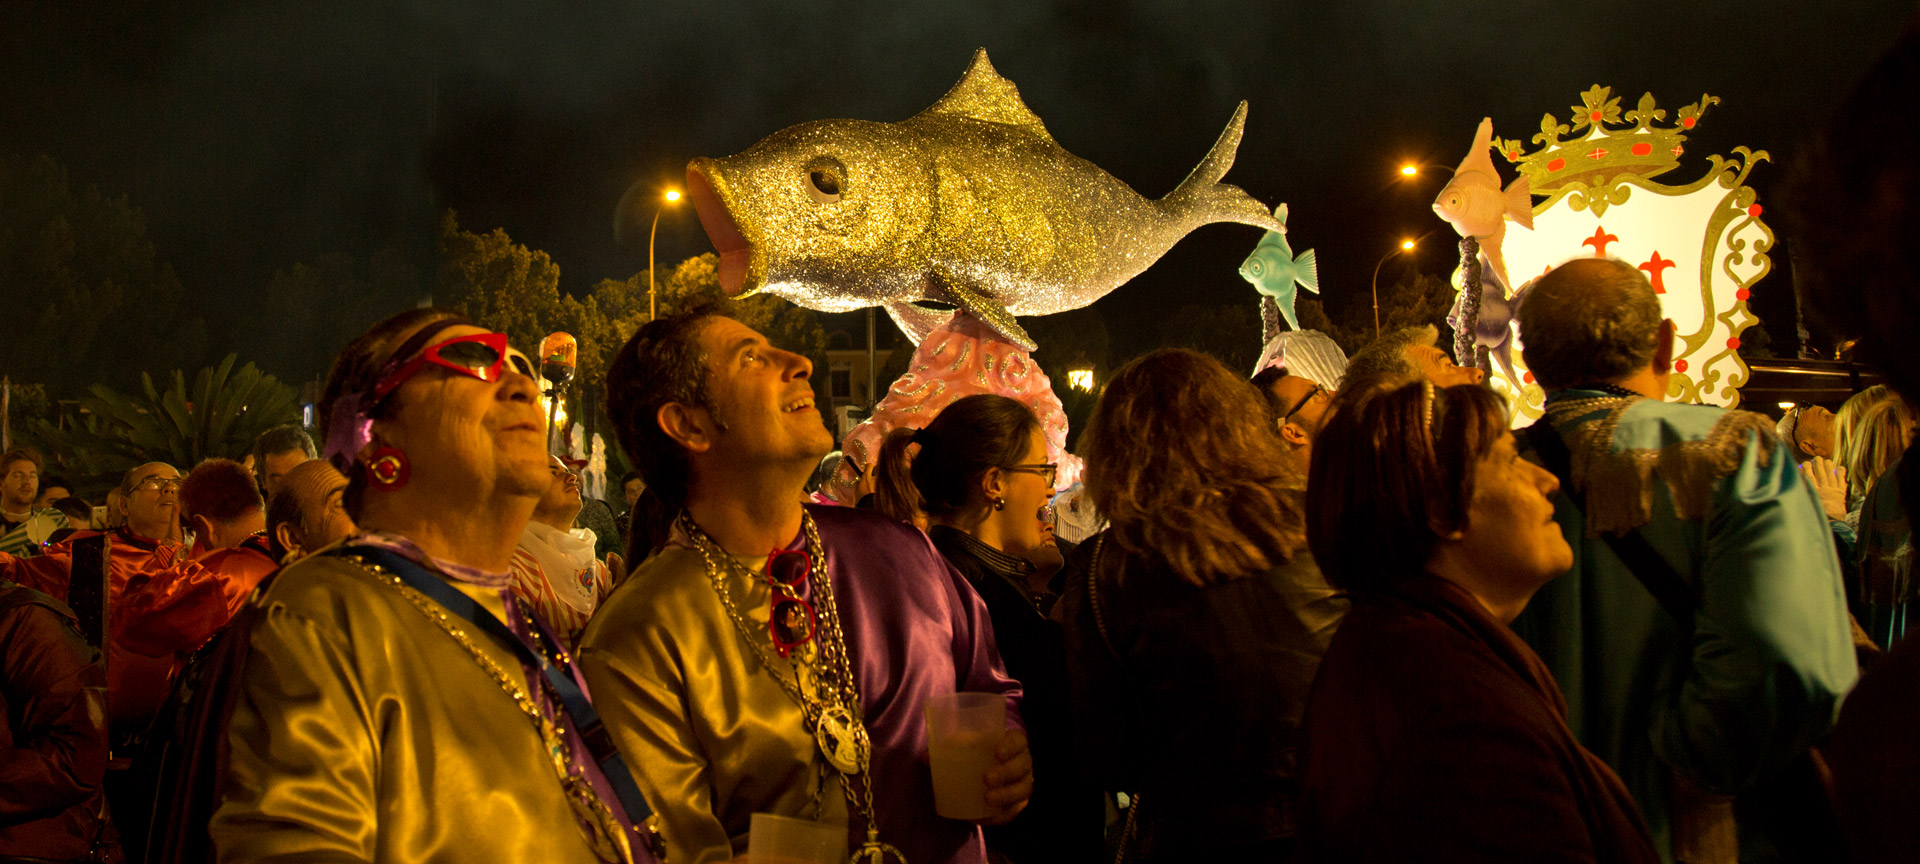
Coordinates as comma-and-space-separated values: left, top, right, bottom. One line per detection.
210, 554, 610, 863
578, 546, 846, 864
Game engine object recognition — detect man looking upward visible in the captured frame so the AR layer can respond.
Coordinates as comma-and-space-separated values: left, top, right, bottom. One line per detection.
511, 455, 616, 647
584, 308, 1031, 864
1341, 324, 1486, 393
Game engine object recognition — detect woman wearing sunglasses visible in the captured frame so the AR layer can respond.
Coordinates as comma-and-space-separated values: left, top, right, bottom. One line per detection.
873, 393, 1103, 863
210, 309, 657, 863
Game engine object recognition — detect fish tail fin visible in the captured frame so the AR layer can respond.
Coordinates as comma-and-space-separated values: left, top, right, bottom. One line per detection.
1505, 176, 1535, 230
1295, 248, 1320, 294
1163, 101, 1284, 233
1279, 297, 1301, 332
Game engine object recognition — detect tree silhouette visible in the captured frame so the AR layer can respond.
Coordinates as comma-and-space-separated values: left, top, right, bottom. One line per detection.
0, 154, 207, 396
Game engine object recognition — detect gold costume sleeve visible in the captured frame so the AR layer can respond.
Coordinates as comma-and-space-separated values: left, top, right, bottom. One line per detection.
212, 602, 379, 862
579, 547, 844, 864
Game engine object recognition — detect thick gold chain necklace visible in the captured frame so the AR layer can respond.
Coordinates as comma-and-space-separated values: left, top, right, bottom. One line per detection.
681, 511, 907, 864
357, 558, 634, 864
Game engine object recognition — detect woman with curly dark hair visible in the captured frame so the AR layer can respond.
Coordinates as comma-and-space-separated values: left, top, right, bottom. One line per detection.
1298, 380, 1655, 863
1058, 348, 1346, 863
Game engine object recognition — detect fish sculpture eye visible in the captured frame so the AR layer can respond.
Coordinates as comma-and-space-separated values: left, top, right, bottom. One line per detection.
806, 161, 844, 204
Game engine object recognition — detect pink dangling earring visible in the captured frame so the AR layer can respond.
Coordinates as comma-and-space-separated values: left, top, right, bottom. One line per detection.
365, 446, 411, 489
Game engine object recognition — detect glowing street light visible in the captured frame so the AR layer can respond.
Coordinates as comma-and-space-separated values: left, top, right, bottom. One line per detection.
1371, 230, 1439, 337
1396, 161, 1453, 181
649, 189, 682, 320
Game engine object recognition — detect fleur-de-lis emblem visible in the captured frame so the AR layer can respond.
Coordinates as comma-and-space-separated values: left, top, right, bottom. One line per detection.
1534, 112, 1571, 147
1624, 92, 1666, 131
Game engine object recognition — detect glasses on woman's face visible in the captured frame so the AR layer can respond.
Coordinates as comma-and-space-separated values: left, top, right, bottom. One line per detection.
765, 548, 818, 658
1003, 463, 1058, 487
129, 476, 182, 494
374, 332, 535, 401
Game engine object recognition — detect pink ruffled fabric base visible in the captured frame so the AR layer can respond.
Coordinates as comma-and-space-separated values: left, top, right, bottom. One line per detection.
826, 313, 1083, 504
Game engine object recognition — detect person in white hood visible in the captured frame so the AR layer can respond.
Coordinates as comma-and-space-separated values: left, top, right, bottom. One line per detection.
509, 455, 616, 647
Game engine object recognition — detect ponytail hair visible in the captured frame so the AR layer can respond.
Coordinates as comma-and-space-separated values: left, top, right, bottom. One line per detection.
872, 426, 923, 524
874, 395, 1042, 525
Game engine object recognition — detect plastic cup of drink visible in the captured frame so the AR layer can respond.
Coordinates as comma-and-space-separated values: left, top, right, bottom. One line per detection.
924, 691, 1007, 820
747, 812, 844, 864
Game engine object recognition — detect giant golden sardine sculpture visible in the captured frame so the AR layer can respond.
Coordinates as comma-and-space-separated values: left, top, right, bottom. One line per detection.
682, 49, 1282, 349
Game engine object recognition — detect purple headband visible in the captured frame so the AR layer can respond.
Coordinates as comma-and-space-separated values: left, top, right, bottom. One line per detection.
322, 317, 467, 474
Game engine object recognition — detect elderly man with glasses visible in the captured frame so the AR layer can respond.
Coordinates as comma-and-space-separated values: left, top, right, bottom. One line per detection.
0, 463, 236, 728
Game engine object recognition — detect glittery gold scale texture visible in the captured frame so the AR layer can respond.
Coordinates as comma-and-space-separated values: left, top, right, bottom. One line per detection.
684, 48, 1283, 350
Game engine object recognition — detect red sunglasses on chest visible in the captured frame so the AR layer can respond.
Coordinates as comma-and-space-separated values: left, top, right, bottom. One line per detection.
374, 332, 535, 401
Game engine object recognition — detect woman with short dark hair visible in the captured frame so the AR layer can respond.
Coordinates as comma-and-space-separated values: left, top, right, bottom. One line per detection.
211, 308, 656, 863
1299, 380, 1656, 863
1058, 348, 1346, 863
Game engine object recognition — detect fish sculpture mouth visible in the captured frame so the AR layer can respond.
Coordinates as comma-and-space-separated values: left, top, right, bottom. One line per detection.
687, 159, 761, 298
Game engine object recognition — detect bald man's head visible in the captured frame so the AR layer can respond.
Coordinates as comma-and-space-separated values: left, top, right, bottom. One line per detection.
267, 460, 356, 562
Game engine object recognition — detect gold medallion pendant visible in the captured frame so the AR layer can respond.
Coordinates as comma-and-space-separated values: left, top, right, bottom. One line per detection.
815, 703, 871, 776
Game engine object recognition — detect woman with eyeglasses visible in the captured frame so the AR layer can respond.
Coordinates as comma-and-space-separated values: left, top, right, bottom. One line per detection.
1058, 348, 1346, 864
210, 309, 657, 863
873, 393, 1102, 863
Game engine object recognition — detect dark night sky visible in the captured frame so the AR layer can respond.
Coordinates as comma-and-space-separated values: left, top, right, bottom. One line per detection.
4, 0, 1913, 364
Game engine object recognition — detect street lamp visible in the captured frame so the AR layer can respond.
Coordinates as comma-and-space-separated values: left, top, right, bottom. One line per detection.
1371, 230, 1438, 337
649, 189, 682, 320
1396, 161, 1454, 179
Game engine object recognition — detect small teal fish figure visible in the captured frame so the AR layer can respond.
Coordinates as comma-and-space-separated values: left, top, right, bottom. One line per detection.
1238, 203, 1319, 331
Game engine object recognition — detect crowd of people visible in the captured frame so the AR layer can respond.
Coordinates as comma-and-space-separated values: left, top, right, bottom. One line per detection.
5, 31, 1920, 864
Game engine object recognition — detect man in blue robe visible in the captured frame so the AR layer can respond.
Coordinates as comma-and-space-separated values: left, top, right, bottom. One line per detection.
1510, 258, 1858, 863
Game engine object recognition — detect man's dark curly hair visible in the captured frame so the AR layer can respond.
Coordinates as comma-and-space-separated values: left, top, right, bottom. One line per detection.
604, 301, 727, 511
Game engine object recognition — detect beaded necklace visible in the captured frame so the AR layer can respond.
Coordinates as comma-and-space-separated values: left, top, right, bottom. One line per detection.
356, 555, 634, 864
680, 511, 906, 864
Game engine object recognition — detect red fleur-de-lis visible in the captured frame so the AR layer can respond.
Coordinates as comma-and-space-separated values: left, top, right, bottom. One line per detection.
1583, 226, 1619, 257
1639, 251, 1675, 293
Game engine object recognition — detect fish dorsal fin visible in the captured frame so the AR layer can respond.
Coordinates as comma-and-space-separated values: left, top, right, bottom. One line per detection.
916, 48, 1054, 143
1453, 117, 1498, 177
1274, 202, 1290, 227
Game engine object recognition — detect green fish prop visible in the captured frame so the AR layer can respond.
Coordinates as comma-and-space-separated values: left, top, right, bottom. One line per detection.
1237, 202, 1319, 332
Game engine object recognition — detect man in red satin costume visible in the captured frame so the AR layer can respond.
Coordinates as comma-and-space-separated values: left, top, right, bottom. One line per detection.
0, 462, 234, 730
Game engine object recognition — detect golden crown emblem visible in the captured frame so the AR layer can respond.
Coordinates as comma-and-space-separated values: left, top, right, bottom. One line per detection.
1497, 86, 1718, 193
